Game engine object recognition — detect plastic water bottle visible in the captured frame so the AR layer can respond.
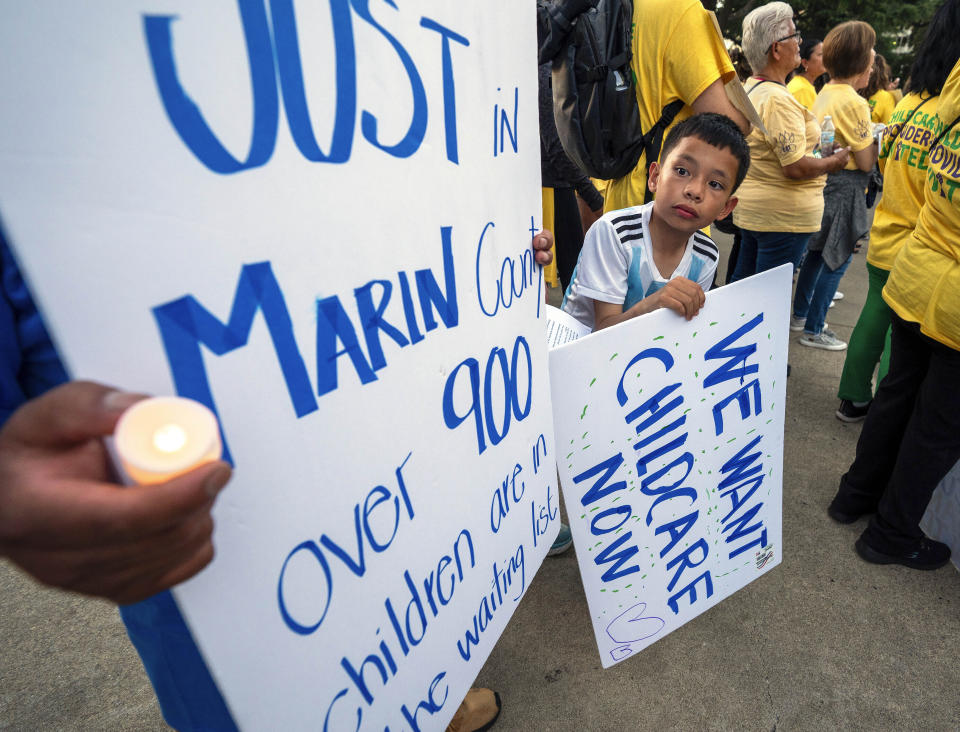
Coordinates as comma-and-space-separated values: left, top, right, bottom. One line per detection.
820, 115, 835, 156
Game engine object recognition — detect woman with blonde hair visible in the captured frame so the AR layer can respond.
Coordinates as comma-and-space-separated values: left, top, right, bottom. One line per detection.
791, 21, 878, 350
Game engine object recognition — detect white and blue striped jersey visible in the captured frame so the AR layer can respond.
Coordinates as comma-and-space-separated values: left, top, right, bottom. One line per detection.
561, 202, 719, 330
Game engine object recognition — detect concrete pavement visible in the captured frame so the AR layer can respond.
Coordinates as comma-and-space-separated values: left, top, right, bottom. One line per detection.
2, 230, 958, 731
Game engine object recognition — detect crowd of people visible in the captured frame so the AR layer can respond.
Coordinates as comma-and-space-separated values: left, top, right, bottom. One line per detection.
543, 0, 960, 584
2, 1, 959, 730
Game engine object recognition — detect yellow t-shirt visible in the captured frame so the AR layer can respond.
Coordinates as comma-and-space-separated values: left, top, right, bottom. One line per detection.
868, 89, 896, 124
787, 75, 817, 111
602, 0, 735, 212
734, 80, 825, 232
813, 83, 874, 170
867, 92, 940, 270
884, 57, 960, 350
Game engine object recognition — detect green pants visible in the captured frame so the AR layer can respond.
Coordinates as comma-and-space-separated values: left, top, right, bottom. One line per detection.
837, 262, 893, 402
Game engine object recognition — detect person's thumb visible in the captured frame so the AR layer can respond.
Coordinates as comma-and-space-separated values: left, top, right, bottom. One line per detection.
1, 380, 148, 448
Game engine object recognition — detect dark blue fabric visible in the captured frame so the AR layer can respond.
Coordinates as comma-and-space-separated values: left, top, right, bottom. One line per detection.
730, 230, 811, 282
0, 239, 69, 423
0, 233, 236, 731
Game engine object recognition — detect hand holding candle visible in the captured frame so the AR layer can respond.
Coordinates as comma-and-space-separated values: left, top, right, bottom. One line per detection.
114, 396, 222, 485
0, 381, 231, 604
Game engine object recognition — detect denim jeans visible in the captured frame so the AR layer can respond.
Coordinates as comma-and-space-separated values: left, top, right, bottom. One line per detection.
730, 230, 811, 282
792, 249, 853, 335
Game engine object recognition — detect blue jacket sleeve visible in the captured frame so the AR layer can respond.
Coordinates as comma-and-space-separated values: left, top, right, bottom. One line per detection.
0, 230, 236, 730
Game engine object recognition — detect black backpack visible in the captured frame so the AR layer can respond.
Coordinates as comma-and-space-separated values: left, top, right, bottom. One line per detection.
548, 0, 683, 183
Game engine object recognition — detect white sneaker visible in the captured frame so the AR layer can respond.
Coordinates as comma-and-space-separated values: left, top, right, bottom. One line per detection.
799, 330, 847, 351
829, 300, 835, 308
833, 291, 844, 301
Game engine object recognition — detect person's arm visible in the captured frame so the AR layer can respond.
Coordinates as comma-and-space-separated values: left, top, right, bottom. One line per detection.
691, 78, 751, 135
0, 381, 231, 604
782, 147, 850, 179
852, 140, 878, 172
593, 277, 705, 330
840, 98, 878, 172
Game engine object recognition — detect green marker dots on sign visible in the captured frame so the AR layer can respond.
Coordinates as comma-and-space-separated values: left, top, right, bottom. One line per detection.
566, 452, 573, 459
580, 405, 588, 419
582, 431, 589, 439
710, 321, 718, 326
727, 437, 736, 443
589, 377, 597, 387
653, 335, 664, 341
609, 352, 619, 361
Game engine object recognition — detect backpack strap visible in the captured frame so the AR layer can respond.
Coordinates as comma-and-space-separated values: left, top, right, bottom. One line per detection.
885, 95, 935, 148
746, 79, 775, 95
642, 99, 685, 203
930, 112, 960, 150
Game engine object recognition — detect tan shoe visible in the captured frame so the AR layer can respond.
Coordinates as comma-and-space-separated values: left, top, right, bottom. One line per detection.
445, 687, 502, 732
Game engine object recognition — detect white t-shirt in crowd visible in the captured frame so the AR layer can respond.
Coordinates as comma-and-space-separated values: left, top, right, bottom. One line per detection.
561, 202, 719, 329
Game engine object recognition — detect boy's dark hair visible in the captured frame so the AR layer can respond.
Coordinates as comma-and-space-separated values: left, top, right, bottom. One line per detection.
905, 0, 960, 97
659, 113, 751, 192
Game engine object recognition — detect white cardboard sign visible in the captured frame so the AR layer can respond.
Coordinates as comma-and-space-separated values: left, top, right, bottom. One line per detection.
549, 266, 789, 668
0, 3, 557, 729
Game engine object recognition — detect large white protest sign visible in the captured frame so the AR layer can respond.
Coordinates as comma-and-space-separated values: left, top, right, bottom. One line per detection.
549, 266, 789, 668
0, 3, 558, 729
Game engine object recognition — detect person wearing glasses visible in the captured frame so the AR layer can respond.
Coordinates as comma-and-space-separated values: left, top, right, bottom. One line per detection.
729, 3, 848, 283
791, 21, 879, 350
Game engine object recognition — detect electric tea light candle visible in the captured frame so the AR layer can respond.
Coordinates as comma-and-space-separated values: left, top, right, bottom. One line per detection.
114, 396, 222, 484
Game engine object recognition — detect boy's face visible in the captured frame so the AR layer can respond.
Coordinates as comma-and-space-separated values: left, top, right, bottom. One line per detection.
648, 136, 739, 233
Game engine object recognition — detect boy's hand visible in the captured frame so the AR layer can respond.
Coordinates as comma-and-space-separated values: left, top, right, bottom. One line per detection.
0, 381, 232, 604
651, 277, 705, 320
532, 230, 554, 267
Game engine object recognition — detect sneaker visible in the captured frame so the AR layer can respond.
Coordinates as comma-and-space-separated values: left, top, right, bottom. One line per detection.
548, 523, 573, 556
828, 299, 835, 308
833, 291, 844, 301
855, 535, 951, 571
836, 399, 871, 423
799, 330, 846, 350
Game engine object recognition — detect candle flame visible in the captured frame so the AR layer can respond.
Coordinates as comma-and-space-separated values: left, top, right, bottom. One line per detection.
153, 423, 188, 454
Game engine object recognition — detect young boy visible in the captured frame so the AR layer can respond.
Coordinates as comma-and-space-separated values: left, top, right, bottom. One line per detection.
562, 113, 750, 331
